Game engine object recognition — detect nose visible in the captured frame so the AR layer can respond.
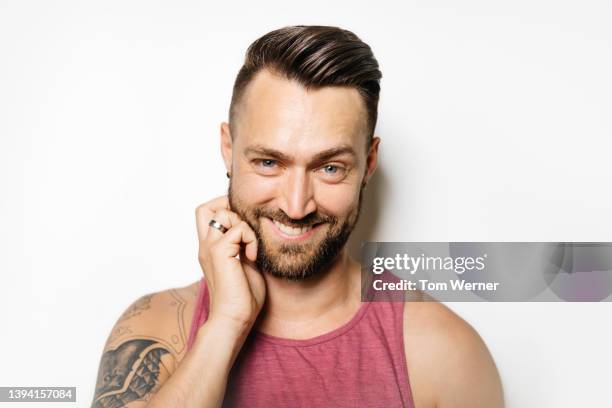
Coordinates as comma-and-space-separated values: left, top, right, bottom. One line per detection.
278, 168, 317, 220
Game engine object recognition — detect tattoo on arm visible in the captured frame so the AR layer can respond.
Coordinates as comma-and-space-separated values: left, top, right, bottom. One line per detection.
91, 339, 174, 408
92, 285, 196, 407
118, 295, 153, 323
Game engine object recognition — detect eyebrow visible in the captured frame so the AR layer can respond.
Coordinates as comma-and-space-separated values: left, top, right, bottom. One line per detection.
244, 144, 358, 164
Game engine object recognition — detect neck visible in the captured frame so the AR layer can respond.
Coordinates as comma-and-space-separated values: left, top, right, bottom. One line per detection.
255, 249, 362, 339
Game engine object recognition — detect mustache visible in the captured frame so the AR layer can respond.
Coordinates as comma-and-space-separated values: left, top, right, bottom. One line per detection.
253, 207, 335, 228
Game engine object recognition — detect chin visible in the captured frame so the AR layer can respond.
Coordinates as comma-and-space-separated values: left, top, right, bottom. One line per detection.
255, 244, 341, 282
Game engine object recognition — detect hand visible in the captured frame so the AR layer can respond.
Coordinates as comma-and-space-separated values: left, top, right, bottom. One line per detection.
195, 196, 266, 334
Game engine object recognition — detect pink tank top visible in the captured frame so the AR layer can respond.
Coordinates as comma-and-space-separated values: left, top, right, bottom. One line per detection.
186, 276, 415, 407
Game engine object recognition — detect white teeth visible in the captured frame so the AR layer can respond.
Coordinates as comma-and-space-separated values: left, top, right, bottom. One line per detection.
273, 220, 313, 236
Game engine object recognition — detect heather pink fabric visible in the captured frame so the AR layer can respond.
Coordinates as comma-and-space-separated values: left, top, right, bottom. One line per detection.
186, 276, 415, 407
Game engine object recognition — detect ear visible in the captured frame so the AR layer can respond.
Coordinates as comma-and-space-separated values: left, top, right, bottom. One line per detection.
363, 136, 380, 186
220, 122, 233, 174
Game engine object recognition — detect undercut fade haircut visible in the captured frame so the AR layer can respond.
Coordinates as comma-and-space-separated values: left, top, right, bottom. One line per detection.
229, 25, 382, 144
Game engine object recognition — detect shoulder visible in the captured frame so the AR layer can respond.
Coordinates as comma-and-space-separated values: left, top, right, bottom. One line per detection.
103, 280, 201, 356
91, 280, 201, 407
403, 299, 504, 408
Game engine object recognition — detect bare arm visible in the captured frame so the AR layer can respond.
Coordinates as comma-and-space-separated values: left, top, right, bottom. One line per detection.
90, 290, 250, 408
404, 301, 504, 408
91, 196, 266, 408
90, 290, 189, 407
436, 315, 504, 407
146, 318, 250, 407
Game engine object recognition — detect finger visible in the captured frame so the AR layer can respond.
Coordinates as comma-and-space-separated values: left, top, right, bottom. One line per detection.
244, 234, 258, 262
195, 196, 229, 221
205, 209, 243, 243
240, 243, 259, 267
216, 221, 258, 259
195, 196, 229, 241
242, 261, 264, 303
206, 195, 230, 212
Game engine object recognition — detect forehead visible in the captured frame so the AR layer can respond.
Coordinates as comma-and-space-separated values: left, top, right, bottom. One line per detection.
233, 69, 369, 157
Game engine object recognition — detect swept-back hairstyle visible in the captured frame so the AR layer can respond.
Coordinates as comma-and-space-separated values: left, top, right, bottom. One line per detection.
229, 25, 382, 144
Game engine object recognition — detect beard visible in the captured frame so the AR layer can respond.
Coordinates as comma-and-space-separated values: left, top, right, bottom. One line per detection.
228, 180, 364, 281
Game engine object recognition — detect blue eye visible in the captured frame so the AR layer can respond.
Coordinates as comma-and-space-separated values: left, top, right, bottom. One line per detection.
261, 159, 276, 167
323, 165, 338, 173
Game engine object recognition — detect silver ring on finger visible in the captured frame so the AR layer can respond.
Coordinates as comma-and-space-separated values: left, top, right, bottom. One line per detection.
208, 219, 229, 234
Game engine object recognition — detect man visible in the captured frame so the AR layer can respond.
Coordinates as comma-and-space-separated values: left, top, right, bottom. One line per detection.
91, 25, 504, 407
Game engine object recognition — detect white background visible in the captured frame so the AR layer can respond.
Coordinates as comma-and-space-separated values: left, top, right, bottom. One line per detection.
1, 1, 611, 407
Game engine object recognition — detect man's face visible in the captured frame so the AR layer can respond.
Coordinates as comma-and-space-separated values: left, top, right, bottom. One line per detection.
223, 69, 378, 280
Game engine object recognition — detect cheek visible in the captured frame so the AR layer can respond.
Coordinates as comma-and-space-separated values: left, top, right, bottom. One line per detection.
233, 173, 279, 204
314, 183, 360, 216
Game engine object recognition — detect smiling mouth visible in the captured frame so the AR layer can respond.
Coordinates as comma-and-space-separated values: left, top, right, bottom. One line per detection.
271, 219, 316, 235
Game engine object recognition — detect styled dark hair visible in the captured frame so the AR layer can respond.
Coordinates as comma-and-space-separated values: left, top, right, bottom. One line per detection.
229, 25, 382, 143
